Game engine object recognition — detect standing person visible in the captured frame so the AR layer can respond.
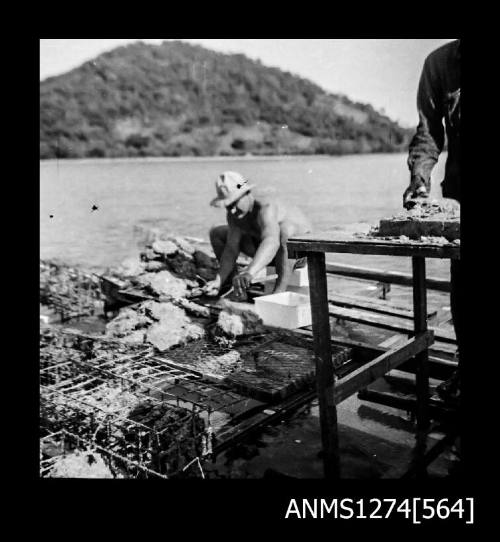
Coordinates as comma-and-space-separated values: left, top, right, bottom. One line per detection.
403, 39, 461, 402
203, 171, 311, 299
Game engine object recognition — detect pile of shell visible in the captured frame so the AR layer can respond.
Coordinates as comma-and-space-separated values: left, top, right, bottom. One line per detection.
45, 450, 118, 479
373, 198, 460, 242
215, 299, 265, 338
105, 300, 207, 351
102, 235, 221, 351
109, 234, 219, 297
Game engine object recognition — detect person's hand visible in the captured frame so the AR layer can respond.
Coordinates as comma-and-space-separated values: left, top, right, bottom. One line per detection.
232, 271, 253, 297
203, 276, 221, 297
403, 176, 429, 209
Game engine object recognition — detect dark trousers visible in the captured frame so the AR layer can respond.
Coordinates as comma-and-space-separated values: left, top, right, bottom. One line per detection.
451, 253, 467, 472
450, 259, 462, 364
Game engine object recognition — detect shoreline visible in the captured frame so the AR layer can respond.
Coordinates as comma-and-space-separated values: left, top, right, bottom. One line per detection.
39, 151, 409, 167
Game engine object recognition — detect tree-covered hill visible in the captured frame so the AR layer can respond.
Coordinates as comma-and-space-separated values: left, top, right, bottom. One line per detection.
40, 41, 413, 159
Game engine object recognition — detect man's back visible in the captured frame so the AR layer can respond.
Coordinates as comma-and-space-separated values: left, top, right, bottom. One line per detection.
228, 194, 311, 238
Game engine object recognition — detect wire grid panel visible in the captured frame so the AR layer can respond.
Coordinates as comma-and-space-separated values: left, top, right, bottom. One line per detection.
162, 332, 283, 374
161, 333, 353, 401
73, 351, 254, 432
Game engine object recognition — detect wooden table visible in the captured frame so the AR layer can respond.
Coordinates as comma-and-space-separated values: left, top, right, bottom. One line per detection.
287, 232, 460, 479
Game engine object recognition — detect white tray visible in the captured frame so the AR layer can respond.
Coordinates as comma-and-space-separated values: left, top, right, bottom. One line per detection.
254, 291, 312, 329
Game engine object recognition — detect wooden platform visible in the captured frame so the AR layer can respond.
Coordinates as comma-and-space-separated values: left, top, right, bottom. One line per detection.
286, 230, 458, 479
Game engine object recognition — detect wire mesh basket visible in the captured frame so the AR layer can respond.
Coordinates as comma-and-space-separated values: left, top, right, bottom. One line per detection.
40, 329, 264, 478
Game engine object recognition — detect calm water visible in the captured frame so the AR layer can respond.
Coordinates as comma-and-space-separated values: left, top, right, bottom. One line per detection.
40, 153, 449, 278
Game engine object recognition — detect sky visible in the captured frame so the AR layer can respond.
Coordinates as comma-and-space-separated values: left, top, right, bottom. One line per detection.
40, 38, 455, 127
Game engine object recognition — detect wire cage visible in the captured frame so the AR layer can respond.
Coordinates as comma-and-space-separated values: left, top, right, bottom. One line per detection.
40, 324, 353, 478
40, 260, 103, 321
40, 328, 267, 478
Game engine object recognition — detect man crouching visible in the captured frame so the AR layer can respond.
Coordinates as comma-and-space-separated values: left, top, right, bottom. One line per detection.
203, 171, 312, 299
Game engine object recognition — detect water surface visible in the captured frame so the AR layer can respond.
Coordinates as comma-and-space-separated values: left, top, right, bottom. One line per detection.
40, 153, 449, 277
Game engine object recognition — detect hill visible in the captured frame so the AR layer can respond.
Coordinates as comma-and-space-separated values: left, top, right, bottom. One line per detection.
40, 41, 413, 159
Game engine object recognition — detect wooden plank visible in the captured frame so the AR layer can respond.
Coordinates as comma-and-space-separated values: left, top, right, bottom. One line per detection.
412, 256, 430, 478
412, 258, 428, 333
289, 231, 458, 246
378, 334, 407, 349
428, 342, 457, 357
357, 389, 455, 419
412, 258, 430, 425
383, 368, 442, 391
334, 332, 434, 405
287, 233, 460, 259
289, 327, 456, 366
328, 292, 437, 320
118, 288, 153, 300
324, 262, 450, 292
328, 304, 456, 344
289, 240, 459, 259
307, 252, 340, 479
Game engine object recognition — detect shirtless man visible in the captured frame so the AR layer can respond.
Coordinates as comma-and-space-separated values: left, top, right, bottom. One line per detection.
204, 171, 312, 298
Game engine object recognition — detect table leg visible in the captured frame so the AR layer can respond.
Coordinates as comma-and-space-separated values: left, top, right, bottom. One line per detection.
307, 251, 340, 479
412, 256, 430, 477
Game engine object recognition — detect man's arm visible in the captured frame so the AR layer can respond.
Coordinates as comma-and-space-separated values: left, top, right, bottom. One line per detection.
231, 206, 281, 298
407, 53, 445, 196
246, 205, 280, 278
218, 223, 242, 285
